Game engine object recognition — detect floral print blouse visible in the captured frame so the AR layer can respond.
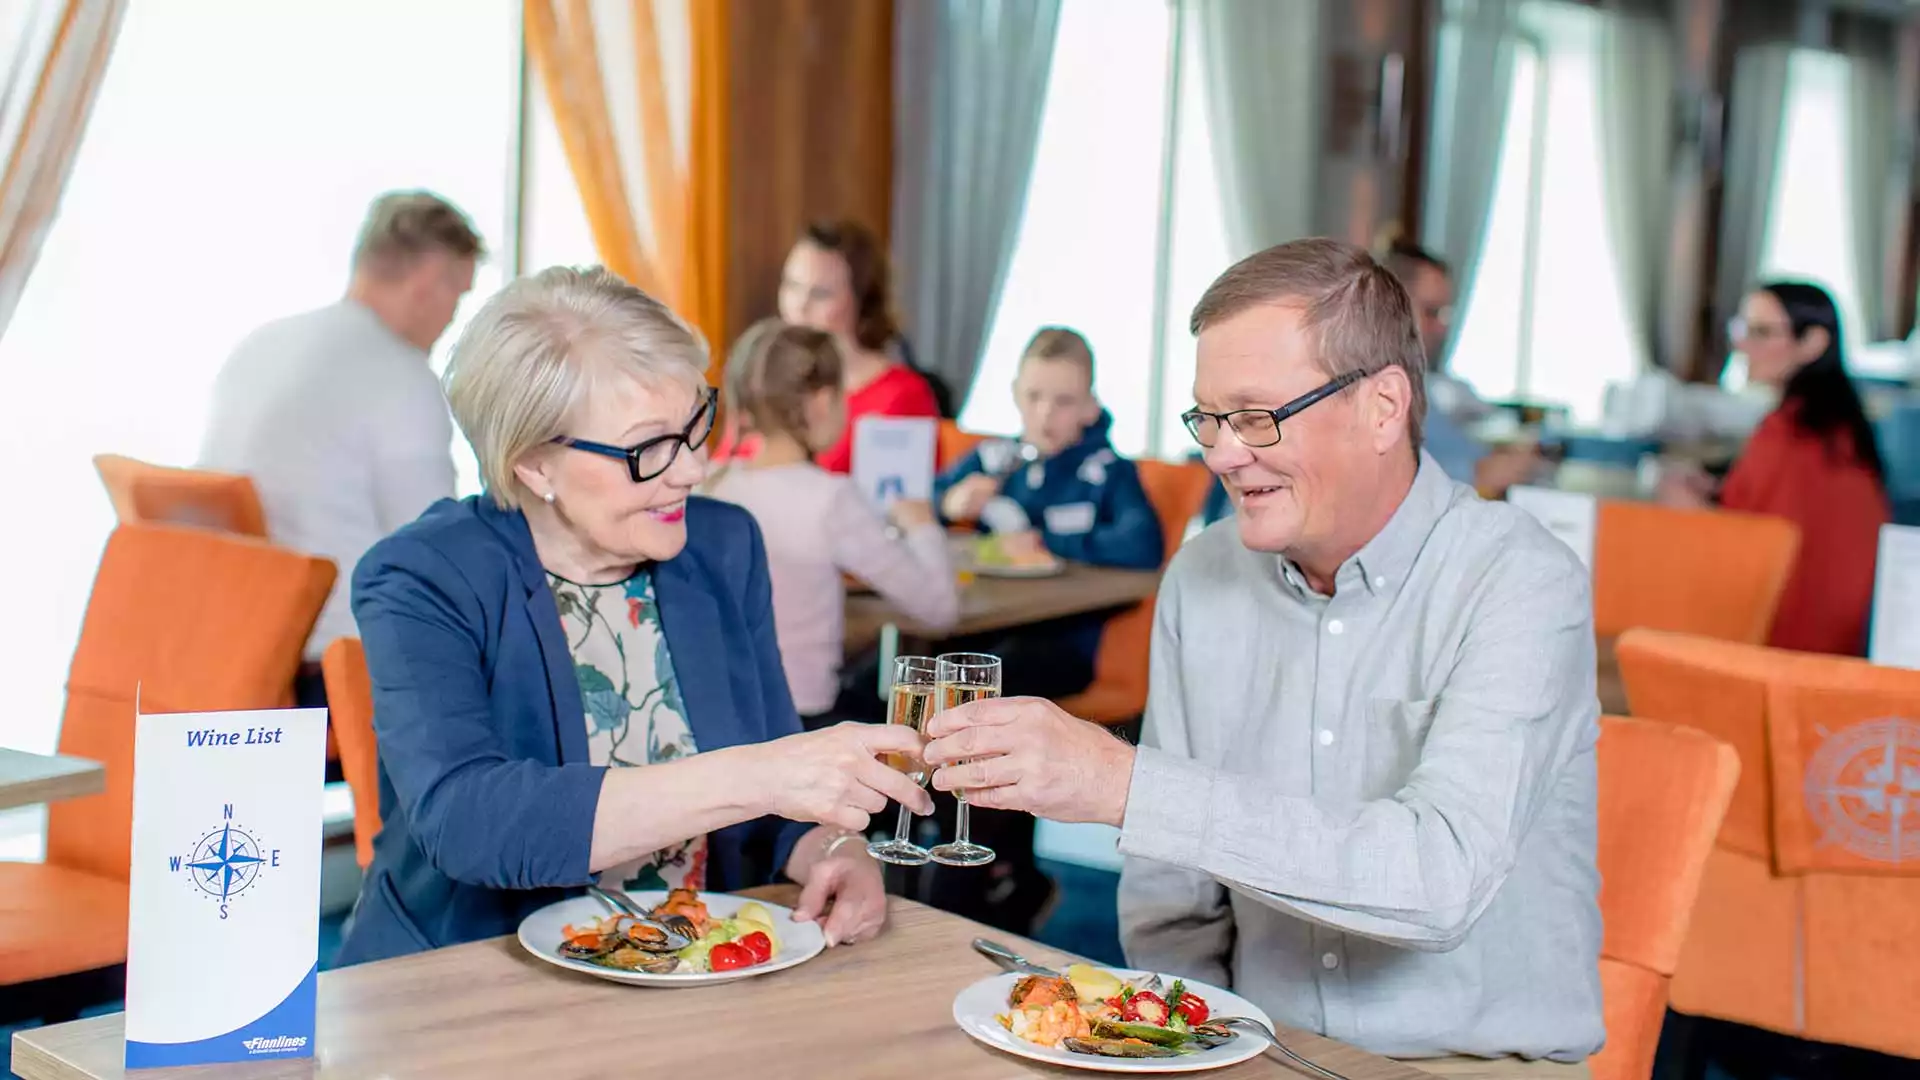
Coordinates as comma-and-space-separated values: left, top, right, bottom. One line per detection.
548, 569, 707, 892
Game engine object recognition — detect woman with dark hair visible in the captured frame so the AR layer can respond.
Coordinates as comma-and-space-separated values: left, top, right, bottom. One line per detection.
713, 220, 944, 472
1659, 281, 1891, 655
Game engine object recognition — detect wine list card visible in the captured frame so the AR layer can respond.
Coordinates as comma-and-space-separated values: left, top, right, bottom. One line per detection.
1870, 524, 1920, 669
1507, 486, 1598, 570
124, 704, 326, 1069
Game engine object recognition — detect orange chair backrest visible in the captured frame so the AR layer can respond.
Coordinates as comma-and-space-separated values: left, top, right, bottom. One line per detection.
936, 422, 990, 472
322, 638, 382, 869
93, 454, 269, 538
1763, 665, 1920, 876
1082, 461, 1215, 700
1593, 501, 1798, 644
1614, 630, 1780, 861
48, 525, 335, 883
1591, 715, 1739, 1080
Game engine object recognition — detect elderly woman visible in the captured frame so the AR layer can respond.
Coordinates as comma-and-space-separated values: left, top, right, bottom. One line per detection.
334, 266, 931, 966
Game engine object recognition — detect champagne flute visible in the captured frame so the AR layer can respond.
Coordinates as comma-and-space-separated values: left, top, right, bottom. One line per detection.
928, 652, 1001, 867
867, 656, 938, 866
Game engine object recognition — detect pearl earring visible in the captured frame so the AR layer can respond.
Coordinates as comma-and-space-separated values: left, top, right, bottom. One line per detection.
542, 491, 556, 505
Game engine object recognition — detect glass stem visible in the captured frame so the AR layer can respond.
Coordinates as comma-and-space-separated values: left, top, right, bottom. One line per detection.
954, 796, 972, 845
891, 802, 913, 845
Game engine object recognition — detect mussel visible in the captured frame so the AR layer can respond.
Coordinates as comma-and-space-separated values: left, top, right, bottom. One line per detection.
600, 947, 682, 974
1089, 1018, 1207, 1049
620, 916, 693, 953
558, 930, 618, 961
1063, 1037, 1183, 1060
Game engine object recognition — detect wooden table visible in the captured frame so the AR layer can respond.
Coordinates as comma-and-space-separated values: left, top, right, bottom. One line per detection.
0, 748, 103, 811
846, 562, 1161, 655
12, 886, 1585, 1080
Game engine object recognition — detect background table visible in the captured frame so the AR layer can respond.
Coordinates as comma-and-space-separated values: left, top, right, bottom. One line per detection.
13, 886, 1586, 1080
846, 562, 1161, 655
0, 749, 103, 811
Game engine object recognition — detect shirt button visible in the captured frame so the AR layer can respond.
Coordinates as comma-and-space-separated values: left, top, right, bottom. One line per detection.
1318, 729, 1335, 746
1327, 619, 1345, 636
1373, 575, 1388, 589
1321, 952, 1339, 970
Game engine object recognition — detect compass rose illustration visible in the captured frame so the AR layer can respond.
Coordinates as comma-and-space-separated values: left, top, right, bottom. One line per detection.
1803, 717, 1920, 864
171, 804, 279, 918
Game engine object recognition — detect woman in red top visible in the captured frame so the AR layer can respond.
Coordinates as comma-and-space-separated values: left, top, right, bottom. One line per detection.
1660, 282, 1891, 655
714, 220, 939, 473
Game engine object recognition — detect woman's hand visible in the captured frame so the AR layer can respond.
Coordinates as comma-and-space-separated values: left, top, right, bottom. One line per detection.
751, 723, 933, 833
788, 828, 889, 947
1654, 462, 1714, 509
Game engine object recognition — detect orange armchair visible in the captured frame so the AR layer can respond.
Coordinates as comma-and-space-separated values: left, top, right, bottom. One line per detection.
93, 453, 268, 538
321, 638, 382, 869
1616, 629, 1920, 1060
936, 421, 990, 472
1591, 716, 1739, 1080
1592, 501, 1798, 644
1056, 460, 1214, 725
0, 525, 332, 1000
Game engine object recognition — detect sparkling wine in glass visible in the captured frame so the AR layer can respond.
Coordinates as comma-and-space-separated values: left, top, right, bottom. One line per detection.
928, 652, 1001, 868
867, 656, 938, 866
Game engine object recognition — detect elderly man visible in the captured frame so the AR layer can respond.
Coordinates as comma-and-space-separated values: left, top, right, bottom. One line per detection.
924, 238, 1604, 1063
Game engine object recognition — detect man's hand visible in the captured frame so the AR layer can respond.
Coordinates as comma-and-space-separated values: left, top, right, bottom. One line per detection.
922, 696, 1134, 826
941, 474, 1001, 522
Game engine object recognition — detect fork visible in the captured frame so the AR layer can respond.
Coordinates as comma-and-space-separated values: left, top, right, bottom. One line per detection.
1193, 1016, 1351, 1080
587, 885, 699, 940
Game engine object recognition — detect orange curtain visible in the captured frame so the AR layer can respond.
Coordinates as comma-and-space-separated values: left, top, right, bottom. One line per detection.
523, 0, 728, 371
0, 0, 126, 338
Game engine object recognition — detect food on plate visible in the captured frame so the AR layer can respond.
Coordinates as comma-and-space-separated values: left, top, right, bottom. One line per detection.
997, 970, 1225, 1059
557, 889, 780, 975
974, 533, 1058, 570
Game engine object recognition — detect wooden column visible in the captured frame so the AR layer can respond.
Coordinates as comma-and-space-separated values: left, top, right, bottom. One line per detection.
724, 0, 895, 347
1315, 0, 1426, 245
1660, 0, 1727, 381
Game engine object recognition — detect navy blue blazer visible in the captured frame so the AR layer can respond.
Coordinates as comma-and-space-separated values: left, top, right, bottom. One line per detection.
333, 495, 810, 966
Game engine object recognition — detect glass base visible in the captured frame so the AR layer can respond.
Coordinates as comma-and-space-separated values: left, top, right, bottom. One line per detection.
867, 839, 931, 866
928, 841, 996, 867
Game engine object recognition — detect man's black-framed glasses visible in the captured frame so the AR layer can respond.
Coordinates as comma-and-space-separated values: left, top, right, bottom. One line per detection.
552, 386, 717, 483
1180, 370, 1365, 449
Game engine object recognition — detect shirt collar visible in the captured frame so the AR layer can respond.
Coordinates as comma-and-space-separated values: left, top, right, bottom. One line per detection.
1276, 451, 1456, 600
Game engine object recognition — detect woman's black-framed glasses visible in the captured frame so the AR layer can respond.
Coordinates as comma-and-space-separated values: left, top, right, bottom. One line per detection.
1180, 370, 1365, 448
552, 386, 717, 483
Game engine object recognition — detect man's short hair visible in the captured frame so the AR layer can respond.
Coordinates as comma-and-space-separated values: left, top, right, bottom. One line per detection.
1020, 326, 1095, 381
1189, 237, 1427, 450
1375, 232, 1450, 290
351, 191, 486, 277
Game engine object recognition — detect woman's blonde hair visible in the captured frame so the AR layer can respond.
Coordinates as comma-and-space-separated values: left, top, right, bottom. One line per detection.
444, 265, 709, 508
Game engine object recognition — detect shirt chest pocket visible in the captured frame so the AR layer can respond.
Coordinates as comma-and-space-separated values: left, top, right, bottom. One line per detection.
1362, 697, 1438, 800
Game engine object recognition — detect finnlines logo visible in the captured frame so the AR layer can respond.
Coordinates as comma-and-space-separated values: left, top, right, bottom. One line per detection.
242, 1035, 308, 1054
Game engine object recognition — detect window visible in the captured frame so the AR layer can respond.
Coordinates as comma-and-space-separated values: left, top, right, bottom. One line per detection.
0, 2, 590, 775
1442, 2, 1645, 423
1755, 49, 1881, 373
963, 0, 1231, 459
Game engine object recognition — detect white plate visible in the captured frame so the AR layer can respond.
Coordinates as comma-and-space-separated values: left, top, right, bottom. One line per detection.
517, 891, 826, 987
952, 969, 1274, 1073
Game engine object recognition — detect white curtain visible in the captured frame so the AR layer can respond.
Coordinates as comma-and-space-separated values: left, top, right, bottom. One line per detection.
1595, 8, 1673, 369
1193, 0, 1321, 258
0, 0, 126, 340
891, 0, 1061, 412
1714, 44, 1791, 342
1422, 0, 1520, 367
1846, 50, 1896, 341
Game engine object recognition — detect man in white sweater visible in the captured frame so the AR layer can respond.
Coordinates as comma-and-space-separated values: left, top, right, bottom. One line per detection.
199, 191, 483, 705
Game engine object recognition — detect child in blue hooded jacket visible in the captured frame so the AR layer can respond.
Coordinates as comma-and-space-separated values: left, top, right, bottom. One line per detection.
934, 327, 1162, 700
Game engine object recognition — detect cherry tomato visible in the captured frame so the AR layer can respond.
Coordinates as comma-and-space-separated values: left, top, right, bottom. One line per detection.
1175, 994, 1209, 1025
1126, 991, 1169, 1026
738, 931, 773, 964
707, 942, 754, 971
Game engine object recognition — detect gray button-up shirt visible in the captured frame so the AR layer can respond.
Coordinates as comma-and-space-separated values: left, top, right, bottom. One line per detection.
1117, 453, 1605, 1062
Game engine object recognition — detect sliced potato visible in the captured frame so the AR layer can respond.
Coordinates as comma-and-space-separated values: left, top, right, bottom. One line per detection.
1066, 963, 1124, 1004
